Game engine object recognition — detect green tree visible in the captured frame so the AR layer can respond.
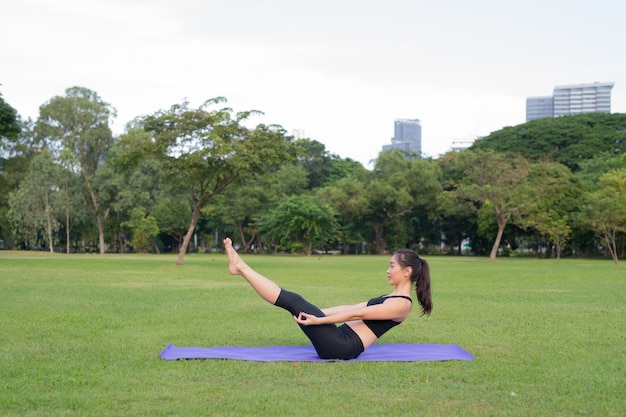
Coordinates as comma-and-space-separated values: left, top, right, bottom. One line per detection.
361, 150, 441, 254
207, 163, 309, 253
57, 149, 88, 253
258, 194, 338, 255
317, 176, 368, 254
135, 97, 297, 265
8, 149, 64, 251
581, 169, 626, 264
294, 138, 330, 189
448, 149, 533, 261
0, 92, 27, 248
151, 196, 191, 252
518, 160, 585, 259
0, 89, 21, 147
292, 138, 366, 189
471, 113, 626, 171
35, 86, 117, 254
107, 129, 168, 253
577, 153, 626, 190
436, 151, 482, 255
523, 161, 585, 259
572, 154, 626, 257
122, 208, 160, 253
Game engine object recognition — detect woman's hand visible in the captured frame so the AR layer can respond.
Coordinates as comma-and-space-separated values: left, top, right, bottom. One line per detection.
293, 312, 322, 326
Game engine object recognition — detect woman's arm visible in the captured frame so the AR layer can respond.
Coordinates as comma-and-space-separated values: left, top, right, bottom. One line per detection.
321, 302, 368, 316
295, 298, 411, 326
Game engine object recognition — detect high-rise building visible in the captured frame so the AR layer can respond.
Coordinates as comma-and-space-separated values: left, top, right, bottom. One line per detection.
526, 96, 554, 121
382, 119, 422, 154
553, 82, 614, 117
526, 82, 614, 121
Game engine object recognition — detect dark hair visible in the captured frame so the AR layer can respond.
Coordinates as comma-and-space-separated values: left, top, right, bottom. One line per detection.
393, 249, 432, 316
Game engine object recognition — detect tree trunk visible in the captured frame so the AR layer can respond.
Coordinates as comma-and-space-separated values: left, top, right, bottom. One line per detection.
176, 202, 203, 266
374, 223, 385, 255
489, 221, 506, 261
66, 204, 71, 254
342, 232, 349, 255
253, 233, 264, 254
152, 239, 161, 254
65, 185, 71, 254
45, 209, 54, 253
97, 214, 106, 254
603, 229, 619, 265
85, 181, 107, 255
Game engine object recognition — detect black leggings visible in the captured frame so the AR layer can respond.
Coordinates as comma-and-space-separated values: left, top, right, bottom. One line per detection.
274, 289, 364, 360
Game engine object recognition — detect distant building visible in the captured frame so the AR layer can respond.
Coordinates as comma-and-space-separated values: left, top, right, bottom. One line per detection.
450, 138, 477, 152
526, 82, 614, 121
526, 96, 554, 121
382, 119, 422, 154
291, 129, 306, 140
553, 82, 614, 117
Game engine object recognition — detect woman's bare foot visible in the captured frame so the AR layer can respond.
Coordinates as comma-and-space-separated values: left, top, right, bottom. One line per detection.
224, 238, 245, 276
223, 237, 281, 304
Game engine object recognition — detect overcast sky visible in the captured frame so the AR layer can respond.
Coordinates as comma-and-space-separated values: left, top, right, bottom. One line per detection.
2, 0, 625, 167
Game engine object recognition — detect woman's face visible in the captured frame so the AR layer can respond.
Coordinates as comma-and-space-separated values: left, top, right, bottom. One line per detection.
387, 255, 409, 285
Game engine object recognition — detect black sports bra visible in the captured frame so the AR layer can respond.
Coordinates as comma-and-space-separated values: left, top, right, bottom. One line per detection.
363, 295, 412, 338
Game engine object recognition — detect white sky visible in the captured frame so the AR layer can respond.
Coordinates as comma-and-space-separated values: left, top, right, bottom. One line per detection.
2, 0, 625, 167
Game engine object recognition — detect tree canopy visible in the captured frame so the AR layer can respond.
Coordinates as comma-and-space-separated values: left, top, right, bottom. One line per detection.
35, 86, 116, 254
127, 97, 298, 265
2, 84, 626, 263
445, 149, 534, 261
0, 91, 21, 147
472, 113, 626, 171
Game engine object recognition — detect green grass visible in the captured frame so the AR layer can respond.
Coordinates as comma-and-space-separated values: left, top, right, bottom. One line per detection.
0, 252, 624, 416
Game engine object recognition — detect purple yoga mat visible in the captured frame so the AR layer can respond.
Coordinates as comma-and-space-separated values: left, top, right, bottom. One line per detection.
160, 343, 474, 362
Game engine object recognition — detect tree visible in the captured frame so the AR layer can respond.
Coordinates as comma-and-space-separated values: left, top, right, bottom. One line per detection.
106, 129, 170, 253
581, 169, 626, 265
437, 151, 481, 255
258, 194, 338, 255
207, 163, 309, 253
0, 89, 21, 147
361, 150, 441, 254
35, 86, 117, 254
293, 138, 366, 189
471, 113, 626, 171
122, 208, 159, 253
150, 196, 191, 252
135, 97, 297, 265
57, 149, 88, 253
573, 154, 626, 257
0, 91, 26, 248
449, 149, 533, 261
317, 176, 369, 254
577, 153, 626, 190
523, 161, 585, 259
8, 149, 64, 251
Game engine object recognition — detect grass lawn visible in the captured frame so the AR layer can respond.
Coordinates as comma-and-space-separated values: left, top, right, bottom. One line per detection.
0, 251, 624, 416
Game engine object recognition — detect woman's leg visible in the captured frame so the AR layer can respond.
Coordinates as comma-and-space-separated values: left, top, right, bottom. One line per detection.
224, 238, 280, 304
274, 289, 364, 360
224, 238, 363, 359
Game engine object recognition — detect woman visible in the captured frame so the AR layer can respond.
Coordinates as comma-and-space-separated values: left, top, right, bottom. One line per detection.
224, 237, 432, 360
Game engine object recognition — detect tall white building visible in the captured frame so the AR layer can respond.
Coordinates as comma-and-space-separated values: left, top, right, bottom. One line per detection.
526, 82, 614, 121
553, 82, 614, 117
